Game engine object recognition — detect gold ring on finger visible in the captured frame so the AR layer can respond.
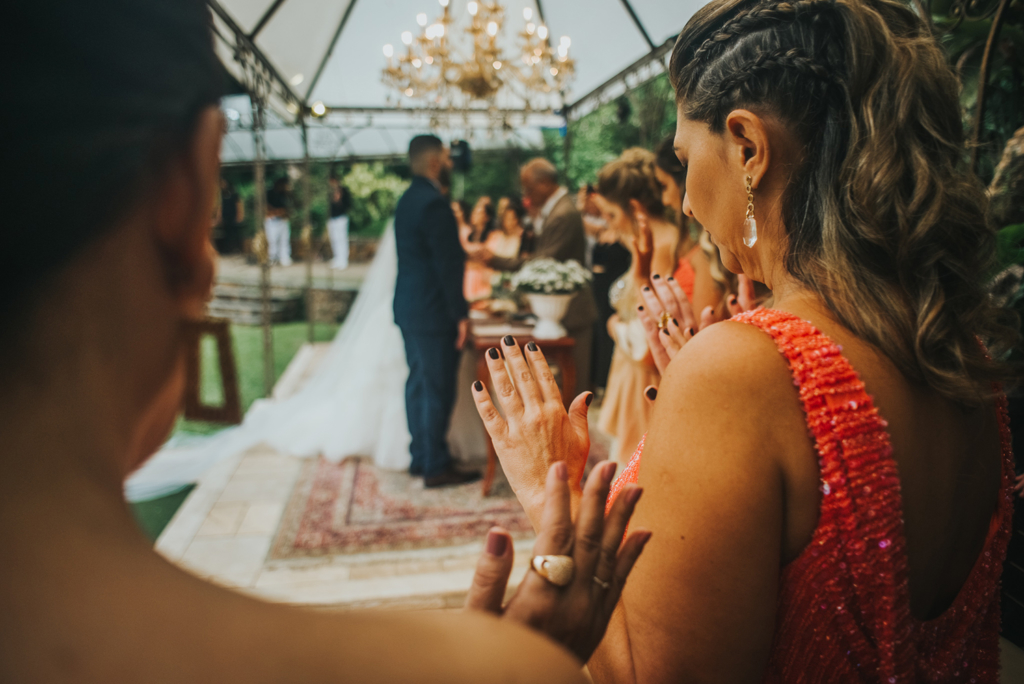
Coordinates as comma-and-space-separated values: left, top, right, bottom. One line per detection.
531, 555, 575, 587
657, 311, 671, 330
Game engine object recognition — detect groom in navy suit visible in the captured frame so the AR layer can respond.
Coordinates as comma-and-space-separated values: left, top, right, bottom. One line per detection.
394, 135, 481, 488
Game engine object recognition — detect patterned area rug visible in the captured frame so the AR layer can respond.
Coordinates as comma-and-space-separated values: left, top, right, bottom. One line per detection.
270, 428, 611, 559
270, 457, 533, 558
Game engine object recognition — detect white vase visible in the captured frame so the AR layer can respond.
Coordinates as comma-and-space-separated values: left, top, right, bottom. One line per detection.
527, 293, 574, 339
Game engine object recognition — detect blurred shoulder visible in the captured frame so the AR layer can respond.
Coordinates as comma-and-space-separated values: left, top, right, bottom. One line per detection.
363, 611, 588, 684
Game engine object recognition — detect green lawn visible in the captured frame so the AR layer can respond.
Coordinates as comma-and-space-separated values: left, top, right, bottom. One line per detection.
130, 321, 340, 541
131, 485, 195, 542
175, 321, 340, 436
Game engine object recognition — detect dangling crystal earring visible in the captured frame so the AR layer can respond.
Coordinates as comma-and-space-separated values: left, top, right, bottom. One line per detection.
743, 175, 758, 248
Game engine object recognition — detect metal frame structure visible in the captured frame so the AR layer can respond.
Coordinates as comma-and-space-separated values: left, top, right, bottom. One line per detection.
207, 0, 680, 391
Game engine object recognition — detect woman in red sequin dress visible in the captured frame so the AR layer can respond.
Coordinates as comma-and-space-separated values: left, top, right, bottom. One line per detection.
471, 0, 1018, 681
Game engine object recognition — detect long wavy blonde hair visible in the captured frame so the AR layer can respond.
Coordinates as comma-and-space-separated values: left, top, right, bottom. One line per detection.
670, 0, 1018, 404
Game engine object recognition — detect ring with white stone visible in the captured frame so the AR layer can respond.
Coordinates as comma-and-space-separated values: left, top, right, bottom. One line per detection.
531, 555, 575, 587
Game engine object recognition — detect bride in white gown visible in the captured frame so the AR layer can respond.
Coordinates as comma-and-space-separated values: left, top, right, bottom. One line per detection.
126, 222, 486, 501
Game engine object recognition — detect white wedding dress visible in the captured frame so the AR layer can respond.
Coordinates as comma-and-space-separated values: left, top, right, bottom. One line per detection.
126, 222, 486, 501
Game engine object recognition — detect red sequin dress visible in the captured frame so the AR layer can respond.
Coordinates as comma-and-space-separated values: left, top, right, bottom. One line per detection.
608, 308, 1015, 683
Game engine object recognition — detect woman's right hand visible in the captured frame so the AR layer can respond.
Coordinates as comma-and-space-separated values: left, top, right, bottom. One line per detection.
471, 337, 591, 526
465, 461, 651, 664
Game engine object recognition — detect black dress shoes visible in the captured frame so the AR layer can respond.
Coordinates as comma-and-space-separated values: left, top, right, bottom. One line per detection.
424, 466, 482, 488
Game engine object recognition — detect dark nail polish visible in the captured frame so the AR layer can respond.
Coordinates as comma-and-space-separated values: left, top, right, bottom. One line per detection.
638, 306, 644, 311
643, 286, 651, 292
486, 530, 508, 556
473, 380, 483, 392
652, 274, 661, 280
688, 327, 696, 336
645, 387, 658, 400
667, 276, 675, 282
662, 328, 670, 335
526, 341, 538, 352
585, 392, 594, 407
488, 347, 500, 360
729, 296, 738, 305
503, 335, 514, 346
672, 318, 679, 327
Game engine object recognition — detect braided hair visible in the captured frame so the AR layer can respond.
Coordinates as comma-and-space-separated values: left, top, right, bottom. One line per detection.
670, 0, 1019, 404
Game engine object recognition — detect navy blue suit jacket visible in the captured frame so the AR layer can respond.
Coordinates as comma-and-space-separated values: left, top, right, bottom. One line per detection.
393, 176, 468, 334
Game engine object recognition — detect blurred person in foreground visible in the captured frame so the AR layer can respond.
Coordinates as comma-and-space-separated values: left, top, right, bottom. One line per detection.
470, 158, 598, 392
1, 4, 652, 681
472, 0, 1019, 680
394, 135, 481, 487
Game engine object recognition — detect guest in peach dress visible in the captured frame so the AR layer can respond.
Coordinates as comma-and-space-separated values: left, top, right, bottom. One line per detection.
592, 149, 680, 465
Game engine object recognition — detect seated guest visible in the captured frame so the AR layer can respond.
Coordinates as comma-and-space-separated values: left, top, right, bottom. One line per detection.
473, 0, 1019, 680
591, 149, 678, 464
1, 2, 651, 681
472, 159, 598, 391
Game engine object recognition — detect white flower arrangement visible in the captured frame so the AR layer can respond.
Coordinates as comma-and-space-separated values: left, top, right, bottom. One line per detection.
511, 258, 592, 295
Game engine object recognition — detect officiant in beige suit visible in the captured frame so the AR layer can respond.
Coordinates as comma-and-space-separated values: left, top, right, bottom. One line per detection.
470, 158, 598, 392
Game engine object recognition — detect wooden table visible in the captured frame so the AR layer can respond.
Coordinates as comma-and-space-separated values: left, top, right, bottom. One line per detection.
470, 322, 576, 496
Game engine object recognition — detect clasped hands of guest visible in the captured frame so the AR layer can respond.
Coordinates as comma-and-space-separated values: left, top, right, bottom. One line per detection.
467, 335, 651, 662
631, 210, 757, 379
465, 243, 494, 264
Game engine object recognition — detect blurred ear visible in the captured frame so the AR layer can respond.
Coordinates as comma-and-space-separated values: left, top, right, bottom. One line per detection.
628, 198, 647, 219
152, 106, 223, 320
724, 109, 771, 190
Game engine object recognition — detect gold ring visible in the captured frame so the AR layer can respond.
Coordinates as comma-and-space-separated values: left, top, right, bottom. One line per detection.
531, 555, 575, 587
657, 311, 671, 330
593, 576, 611, 590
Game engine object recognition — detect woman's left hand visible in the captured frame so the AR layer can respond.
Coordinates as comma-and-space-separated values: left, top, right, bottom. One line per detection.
472, 336, 592, 526
465, 461, 651, 663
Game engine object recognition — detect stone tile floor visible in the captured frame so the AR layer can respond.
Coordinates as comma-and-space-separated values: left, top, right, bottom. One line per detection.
157, 340, 535, 610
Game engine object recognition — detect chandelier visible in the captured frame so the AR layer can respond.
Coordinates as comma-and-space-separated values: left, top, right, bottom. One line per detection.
382, 0, 575, 113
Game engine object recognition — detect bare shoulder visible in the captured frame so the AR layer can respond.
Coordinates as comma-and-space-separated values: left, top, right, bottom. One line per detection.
640, 318, 808, 497
659, 319, 792, 411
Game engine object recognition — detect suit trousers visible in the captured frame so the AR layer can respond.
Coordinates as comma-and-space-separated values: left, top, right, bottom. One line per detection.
400, 329, 459, 477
